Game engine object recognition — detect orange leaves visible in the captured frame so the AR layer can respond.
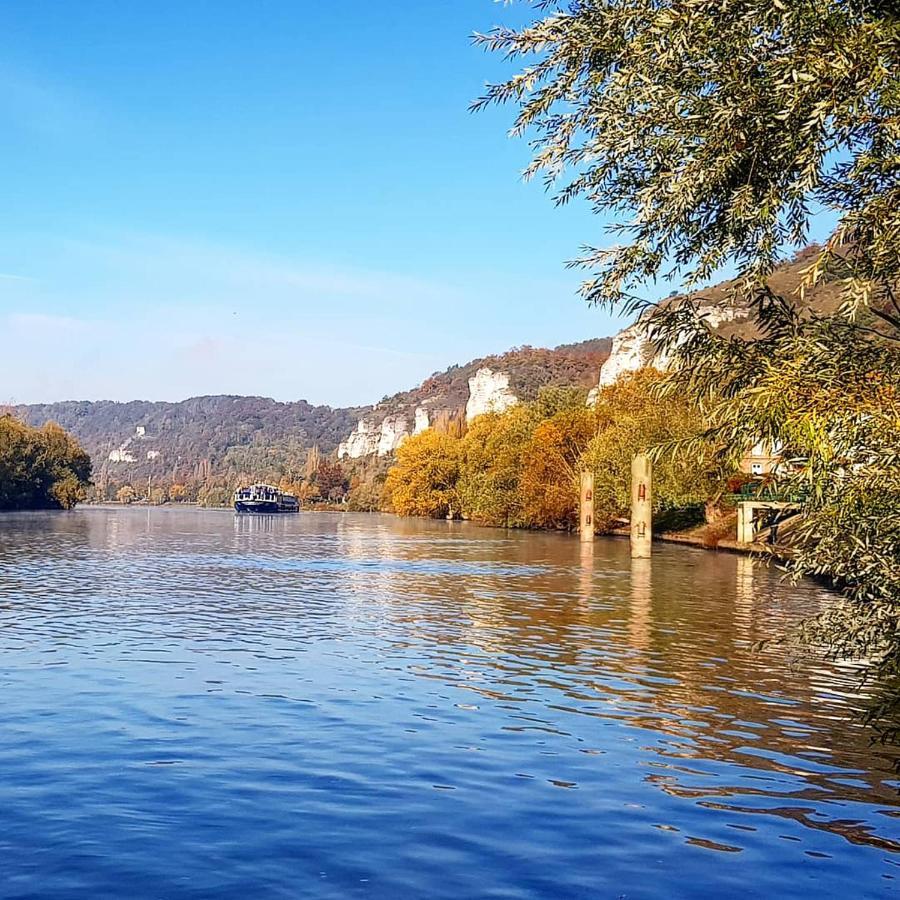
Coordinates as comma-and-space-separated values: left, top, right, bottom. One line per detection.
519, 408, 598, 530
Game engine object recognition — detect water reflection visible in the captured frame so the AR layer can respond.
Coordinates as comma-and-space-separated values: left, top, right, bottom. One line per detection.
629, 557, 653, 650
0, 507, 897, 899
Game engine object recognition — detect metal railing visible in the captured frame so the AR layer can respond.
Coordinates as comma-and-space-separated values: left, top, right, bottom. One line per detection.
729, 480, 807, 504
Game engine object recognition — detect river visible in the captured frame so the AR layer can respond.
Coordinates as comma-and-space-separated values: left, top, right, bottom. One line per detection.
0, 506, 897, 898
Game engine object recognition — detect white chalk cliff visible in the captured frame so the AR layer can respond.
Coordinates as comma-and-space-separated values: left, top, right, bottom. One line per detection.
414, 406, 430, 435
336, 367, 521, 460
593, 321, 661, 391
338, 415, 411, 460
338, 420, 378, 460
589, 303, 744, 402
465, 368, 518, 422
377, 415, 410, 456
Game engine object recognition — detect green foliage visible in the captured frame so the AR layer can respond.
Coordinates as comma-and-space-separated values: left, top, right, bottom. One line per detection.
478, 1, 900, 732
519, 406, 598, 529
116, 485, 137, 505
196, 483, 231, 508
528, 384, 590, 419
0, 416, 92, 510
667, 308, 900, 733
15, 341, 610, 503
386, 384, 720, 532
344, 456, 393, 512
582, 371, 728, 529
49, 474, 87, 510
458, 407, 534, 526
475, 1, 900, 312
17, 398, 360, 498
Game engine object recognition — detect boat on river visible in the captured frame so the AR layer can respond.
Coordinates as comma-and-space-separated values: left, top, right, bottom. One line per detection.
233, 483, 299, 514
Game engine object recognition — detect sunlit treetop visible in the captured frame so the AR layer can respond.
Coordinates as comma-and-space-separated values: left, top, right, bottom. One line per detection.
475, 0, 900, 318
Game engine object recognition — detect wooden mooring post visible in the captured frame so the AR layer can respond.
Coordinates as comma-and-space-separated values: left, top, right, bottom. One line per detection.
579, 470, 594, 543
631, 453, 652, 558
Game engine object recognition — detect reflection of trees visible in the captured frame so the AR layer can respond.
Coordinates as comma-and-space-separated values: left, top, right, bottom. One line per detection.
660, 792, 900, 855
1, 509, 897, 854
368, 529, 899, 851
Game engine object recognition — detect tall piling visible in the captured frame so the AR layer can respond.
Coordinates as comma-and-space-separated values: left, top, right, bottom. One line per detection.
579, 470, 594, 543
630, 453, 652, 558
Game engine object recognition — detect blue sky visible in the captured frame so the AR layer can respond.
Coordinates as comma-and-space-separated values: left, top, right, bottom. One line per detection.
0, 2, 831, 407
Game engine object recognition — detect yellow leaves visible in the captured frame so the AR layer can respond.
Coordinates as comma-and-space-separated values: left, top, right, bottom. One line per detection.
517, 407, 598, 530
383, 429, 461, 519
0, 415, 92, 510
383, 399, 600, 530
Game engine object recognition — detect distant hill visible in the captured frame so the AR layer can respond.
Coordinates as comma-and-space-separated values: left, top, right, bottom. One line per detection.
14, 245, 838, 495
14, 338, 612, 489
394, 338, 612, 407
17, 242, 838, 494
377, 338, 611, 417
337, 338, 613, 459
16, 396, 362, 486
593, 245, 840, 389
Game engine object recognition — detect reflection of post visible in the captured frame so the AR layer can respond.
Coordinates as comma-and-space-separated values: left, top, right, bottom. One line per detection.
735, 554, 755, 608
579, 539, 594, 601
630, 557, 652, 649
580, 471, 594, 543
631, 453, 652, 558
734, 554, 755, 641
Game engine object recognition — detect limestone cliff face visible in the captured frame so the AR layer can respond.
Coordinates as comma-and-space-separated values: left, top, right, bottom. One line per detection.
336, 368, 521, 460
414, 406, 430, 435
465, 368, 518, 422
338, 419, 380, 460
338, 415, 410, 460
333, 338, 608, 460
377, 415, 410, 456
589, 304, 744, 402
593, 322, 659, 391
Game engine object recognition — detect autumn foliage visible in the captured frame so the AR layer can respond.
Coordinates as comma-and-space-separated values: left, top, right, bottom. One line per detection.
383, 430, 461, 519
0, 415, 92, 510
382, 374, 723, 531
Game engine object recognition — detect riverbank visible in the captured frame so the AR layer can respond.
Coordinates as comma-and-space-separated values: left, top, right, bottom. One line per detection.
613, 527, 776, 557
90, 499, 773, 556
610, 510, 777, 557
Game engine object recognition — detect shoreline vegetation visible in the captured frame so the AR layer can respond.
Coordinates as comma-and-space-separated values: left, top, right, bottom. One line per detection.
471, 1, 900, 740
379, 372, 730, 536
0, 415, 92, 511
69, 371, 741, 546
68, 368, 761, 556
3, 2, 896, 738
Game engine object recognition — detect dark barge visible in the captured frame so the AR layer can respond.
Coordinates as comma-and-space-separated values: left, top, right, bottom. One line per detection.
233, 483, 299, 514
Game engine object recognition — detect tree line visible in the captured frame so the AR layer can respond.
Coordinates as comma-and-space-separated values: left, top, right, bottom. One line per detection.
0, 415, 92, 510
381, 374, 732, 533
102, 449, 355, 510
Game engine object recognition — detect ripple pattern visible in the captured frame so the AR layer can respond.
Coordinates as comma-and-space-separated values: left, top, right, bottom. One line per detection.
0, 507, 897, 899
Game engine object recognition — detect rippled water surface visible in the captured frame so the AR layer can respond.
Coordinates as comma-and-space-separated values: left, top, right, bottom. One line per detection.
1, 507, 898, 899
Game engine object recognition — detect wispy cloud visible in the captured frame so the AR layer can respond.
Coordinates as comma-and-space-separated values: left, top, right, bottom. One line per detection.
0, 229, 457, 405
6, 313, 88, 331
0, 272, 34, 282
7, 312, 92, 334
55, 231, 455, 308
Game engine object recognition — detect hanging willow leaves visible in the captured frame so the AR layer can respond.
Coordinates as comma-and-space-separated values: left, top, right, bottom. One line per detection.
476, 1, 900, 736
